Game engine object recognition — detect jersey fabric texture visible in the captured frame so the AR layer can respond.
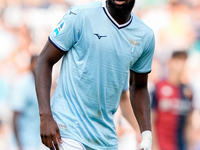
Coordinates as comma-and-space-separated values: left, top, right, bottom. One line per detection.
151, 80, 193, 150
11, 72, 41, 149
49, 0, 155, 149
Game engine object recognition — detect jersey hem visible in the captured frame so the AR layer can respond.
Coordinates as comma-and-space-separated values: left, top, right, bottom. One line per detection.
122, 87, 129, 92
130, 69, 151, 74
60, 134, 118, 150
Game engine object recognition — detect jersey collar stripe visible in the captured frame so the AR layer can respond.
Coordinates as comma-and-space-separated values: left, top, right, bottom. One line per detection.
102, 0, 133, 29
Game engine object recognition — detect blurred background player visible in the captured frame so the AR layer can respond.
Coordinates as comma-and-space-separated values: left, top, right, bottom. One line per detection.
11, 55, 42, 150
0, 72, 11, 150
115, 89, 142, 150
151, 51, 193, 150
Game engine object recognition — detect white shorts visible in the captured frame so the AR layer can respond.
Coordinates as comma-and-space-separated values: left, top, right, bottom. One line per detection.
46, 138, 86, 150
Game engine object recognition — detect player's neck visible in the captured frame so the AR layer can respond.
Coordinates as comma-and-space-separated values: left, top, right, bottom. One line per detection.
106, 2, 132, 25
167, 72, 181, 86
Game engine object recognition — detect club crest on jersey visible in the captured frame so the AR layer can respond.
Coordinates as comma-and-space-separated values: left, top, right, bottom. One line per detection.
128, 39, 141, 54
54, 20, 66, 36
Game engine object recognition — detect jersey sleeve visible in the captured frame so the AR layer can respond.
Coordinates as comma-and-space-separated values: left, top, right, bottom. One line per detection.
122, 74, 129, 92
49, 6, 82, 52
130, 32, 155, 74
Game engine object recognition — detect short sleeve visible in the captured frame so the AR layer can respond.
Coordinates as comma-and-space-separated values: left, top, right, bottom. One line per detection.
122, 74, 129, 92
130, 33, 155, 74
49, 6, 82, 52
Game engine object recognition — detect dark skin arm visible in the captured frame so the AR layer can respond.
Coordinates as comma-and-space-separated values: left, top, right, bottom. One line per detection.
34, 40, 65, 150
129, 70, 151, 133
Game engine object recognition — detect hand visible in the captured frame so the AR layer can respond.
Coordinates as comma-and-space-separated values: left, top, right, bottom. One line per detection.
40, 114, 62, 150
139, 131, 152, 150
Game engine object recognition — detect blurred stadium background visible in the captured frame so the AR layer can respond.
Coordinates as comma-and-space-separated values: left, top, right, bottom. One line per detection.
0, 0, 200, 150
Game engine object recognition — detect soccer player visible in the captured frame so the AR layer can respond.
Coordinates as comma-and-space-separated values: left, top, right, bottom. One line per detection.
34, 0, 155, 149
12, 55, 41, 150
151, 51, 193, 150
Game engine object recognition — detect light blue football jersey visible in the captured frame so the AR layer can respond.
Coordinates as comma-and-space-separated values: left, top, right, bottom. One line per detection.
49, 0, 155, 149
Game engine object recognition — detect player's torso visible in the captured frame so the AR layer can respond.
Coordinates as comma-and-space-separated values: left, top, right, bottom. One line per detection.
65, 6, 149, 113
71, 7, 147, 87
156, 81, 192, 115
52, 2, 152, 149
76, 8, 145, 68
155, 80, 192, 150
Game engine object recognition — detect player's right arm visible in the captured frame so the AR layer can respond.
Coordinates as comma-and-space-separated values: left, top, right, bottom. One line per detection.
35, 6, 82, 149
34, 40, 65, 150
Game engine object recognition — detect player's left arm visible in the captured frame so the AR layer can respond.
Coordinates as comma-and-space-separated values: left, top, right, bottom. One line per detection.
129, 71, 152, 150
129, 29, 155, 150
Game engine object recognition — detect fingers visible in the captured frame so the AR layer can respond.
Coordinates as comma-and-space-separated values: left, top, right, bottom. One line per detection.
41, 134, 49, 148
56, 127, 63, 144
140, 139, 152, 150
140, 131, 152, 150
40, 115, 61, 150
41, 134, 60, 150
52, 138, 60, 150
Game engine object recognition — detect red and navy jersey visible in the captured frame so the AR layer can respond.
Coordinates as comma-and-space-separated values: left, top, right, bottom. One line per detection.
151, 80, 193, 150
